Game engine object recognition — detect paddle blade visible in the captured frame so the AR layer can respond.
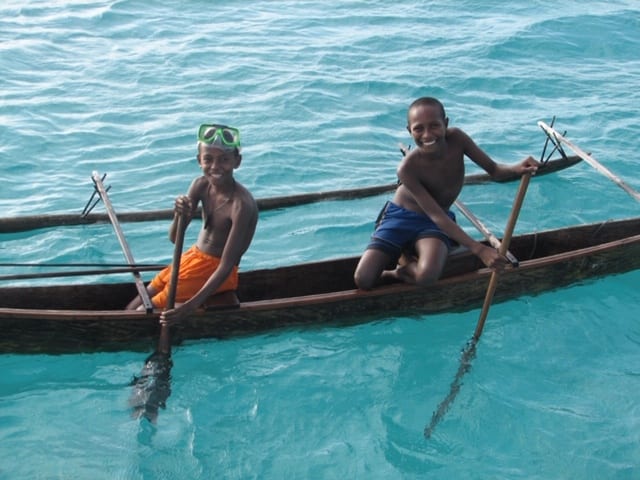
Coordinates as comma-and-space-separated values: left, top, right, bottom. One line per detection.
129, 213, 185, 423
424, 339, 477, 438
128, 350, 173, 424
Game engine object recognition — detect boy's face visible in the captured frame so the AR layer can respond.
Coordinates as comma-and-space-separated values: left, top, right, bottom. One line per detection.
407, 104, 448, 152
197, 144, 240, 182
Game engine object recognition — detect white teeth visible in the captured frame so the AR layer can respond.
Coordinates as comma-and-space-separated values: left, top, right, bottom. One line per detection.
423, 140, 436, 146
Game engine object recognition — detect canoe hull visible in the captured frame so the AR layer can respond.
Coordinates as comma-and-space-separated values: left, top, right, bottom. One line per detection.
1, 217, 639, 353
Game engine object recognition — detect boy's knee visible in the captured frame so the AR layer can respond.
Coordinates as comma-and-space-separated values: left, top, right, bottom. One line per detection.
413, 269, 440, 286
353, 271, 374, 291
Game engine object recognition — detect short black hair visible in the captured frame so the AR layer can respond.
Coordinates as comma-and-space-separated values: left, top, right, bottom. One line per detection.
408, 97, 446, 120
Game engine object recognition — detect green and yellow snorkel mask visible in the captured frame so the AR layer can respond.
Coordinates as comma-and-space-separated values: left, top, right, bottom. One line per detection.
197, 124, 241, 151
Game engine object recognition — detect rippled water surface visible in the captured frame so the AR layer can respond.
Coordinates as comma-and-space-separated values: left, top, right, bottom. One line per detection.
1, 1, 639, 478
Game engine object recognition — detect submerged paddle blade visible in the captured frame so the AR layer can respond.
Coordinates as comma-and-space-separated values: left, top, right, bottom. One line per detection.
128, 213, 184, 423
128, 350, 173, 424
424, 339, 477, 438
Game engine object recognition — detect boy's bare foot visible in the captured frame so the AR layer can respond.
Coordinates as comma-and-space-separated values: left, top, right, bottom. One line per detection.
380, 268, 399, 282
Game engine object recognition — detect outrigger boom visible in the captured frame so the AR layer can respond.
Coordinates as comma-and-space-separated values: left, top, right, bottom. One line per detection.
89, 172, 154, 313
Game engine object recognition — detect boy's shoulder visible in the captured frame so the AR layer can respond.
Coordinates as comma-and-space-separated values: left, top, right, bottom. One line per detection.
445, 127, 473, 150
231, 180, 258, 208
191, 175, 209, 186
445, 126, 467, 141
188, 175, 210, 194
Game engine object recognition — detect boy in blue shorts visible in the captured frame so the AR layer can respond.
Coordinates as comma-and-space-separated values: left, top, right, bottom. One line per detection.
353, 97, 539, 290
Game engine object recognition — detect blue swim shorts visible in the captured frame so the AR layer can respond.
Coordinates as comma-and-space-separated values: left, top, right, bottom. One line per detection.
366, 201, 456, 260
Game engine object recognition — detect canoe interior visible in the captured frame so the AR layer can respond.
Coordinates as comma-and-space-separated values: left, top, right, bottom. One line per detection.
1, 217, 639, 312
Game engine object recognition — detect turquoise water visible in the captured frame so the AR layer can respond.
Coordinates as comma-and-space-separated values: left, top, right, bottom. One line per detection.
1, 0, 639, 478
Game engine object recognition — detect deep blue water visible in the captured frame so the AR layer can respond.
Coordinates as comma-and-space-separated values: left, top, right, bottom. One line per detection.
1, 1, 639, 478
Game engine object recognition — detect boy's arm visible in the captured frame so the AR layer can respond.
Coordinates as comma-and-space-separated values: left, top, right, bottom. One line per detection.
168, 179, 200, 243
490, 156, 539, 181
397, 153, 508, 270
168, 196, 193, 243
162, 195, 258, 323
184, 198, 258, 310
460, 130, 539, 181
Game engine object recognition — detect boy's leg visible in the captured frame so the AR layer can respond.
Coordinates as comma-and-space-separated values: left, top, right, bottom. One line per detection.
125, 285, 160, 310
395, 237, 449, 286
354, 248, 394, 290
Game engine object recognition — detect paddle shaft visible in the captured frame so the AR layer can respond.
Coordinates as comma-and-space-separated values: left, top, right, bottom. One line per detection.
424, 172, 532, 439
157, 214, 186, 355
538, 121, 640, 202
473, 172, 531, 340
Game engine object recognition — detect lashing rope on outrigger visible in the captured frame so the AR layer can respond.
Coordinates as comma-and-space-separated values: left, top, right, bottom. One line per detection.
81, 172, 110, 218
539, 115, 569, 165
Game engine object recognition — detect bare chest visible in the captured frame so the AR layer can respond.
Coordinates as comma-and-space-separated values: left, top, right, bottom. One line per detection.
417, 156, 465, 207
196, 185, 235, 255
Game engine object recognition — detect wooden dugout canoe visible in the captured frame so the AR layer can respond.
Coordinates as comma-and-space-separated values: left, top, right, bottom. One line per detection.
0, 155, 581, 234
1, 216, 639, 354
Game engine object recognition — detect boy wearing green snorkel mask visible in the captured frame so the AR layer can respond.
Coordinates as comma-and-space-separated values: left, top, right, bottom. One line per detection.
127, 124, 258, 325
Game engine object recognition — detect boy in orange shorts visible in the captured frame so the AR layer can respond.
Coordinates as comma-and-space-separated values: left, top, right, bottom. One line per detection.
126, 124, 258, 325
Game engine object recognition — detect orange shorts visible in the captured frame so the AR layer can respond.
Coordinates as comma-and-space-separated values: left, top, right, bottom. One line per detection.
149, 245, 238, 309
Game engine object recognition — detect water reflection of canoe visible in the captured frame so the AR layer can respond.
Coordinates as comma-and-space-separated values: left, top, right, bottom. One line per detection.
2, 216, 638, 354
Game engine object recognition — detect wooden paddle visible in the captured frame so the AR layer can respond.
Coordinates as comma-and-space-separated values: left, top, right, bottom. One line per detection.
129, 214, 186, 423
424, 172, 531, 438
158, 213, 186, 355
472, 173, 531, 339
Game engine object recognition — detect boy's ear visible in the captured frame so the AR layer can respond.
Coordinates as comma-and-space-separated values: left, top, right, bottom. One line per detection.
444, 117, 449, 128
234, 152, 242, 168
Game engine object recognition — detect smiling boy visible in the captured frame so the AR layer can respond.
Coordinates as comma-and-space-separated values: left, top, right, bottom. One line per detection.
127, 124, 258, 324
353, 97, 539, 290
